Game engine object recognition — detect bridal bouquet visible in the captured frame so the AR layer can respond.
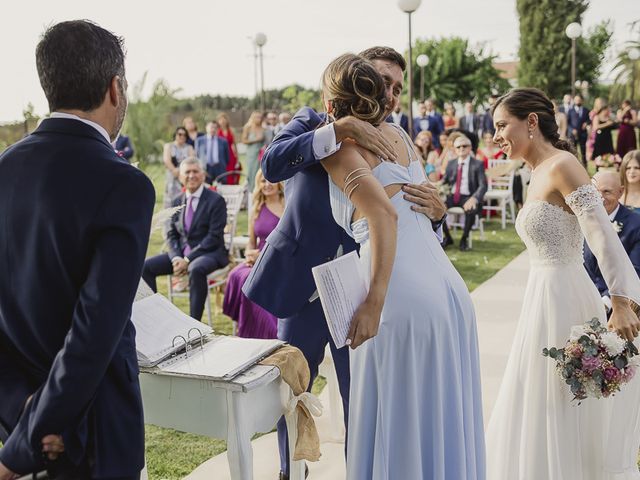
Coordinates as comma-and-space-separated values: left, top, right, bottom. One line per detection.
542, 318, 639, 402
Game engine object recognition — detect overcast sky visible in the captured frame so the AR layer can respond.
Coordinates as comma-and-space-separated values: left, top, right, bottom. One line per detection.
1, 0, 637, 122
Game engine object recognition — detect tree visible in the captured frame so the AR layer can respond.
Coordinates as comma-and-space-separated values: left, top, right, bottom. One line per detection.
409, 37, 510, 106
517, 0, 612, 99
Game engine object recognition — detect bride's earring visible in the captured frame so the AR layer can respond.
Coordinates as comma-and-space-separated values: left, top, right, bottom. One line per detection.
528, 129, 534, 139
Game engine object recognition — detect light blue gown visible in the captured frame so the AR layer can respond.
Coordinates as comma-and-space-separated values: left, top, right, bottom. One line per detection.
328, 126, 486, 479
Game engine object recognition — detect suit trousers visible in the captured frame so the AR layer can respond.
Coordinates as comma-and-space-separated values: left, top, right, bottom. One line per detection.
142, 253, 223, 320
444, 194, 480, 242
276, 298, 350, 475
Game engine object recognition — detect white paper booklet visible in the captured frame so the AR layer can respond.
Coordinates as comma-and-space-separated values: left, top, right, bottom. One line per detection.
157, 336, 284, 380
311, 251, 368, 348
132, 293, 213, 367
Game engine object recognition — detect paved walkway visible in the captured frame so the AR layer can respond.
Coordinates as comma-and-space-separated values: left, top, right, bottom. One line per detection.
185, 251, 530, 480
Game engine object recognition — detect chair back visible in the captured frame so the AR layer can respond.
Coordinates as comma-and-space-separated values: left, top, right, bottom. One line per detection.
486, 159, 515, 192
218, 184, 247, 250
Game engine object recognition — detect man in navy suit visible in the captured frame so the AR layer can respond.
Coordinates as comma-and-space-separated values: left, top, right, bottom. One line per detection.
195, 120, 229, 184
0, 20, 155, 479
413, 98, 445, 148
143, 158, 229, 321
584, 171, 640, 313
112, 133, 134, 161
481, 94, 498, 137
386, 103, 409, 134
243, 46, 447, 479
442, 135, 488, 251
567, 94, 590, 166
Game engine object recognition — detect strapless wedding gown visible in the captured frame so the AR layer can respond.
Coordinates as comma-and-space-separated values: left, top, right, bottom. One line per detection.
328, 126, 485, 479
486, 186, 640, 479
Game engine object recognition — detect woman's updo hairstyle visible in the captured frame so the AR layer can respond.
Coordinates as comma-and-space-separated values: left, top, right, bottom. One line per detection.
322, 53, 387, 125
492, 87, 575, 154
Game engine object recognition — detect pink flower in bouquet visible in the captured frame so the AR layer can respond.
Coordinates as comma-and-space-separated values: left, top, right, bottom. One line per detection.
565, 343, 583, 358
581, 355, 601, 374
604, 366, 621, 383
623, 366, 636, 382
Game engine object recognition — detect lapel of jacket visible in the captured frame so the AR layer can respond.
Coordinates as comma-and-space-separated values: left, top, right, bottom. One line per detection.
190, 188, 210, 232
614, 205, 630, 240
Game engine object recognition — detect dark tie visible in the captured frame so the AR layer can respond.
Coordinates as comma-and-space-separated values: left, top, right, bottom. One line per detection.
454, 162, 463, 204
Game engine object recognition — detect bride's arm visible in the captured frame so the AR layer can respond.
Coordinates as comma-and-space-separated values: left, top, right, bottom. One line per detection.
321, 145, 398, 349
551, 155, 640, 341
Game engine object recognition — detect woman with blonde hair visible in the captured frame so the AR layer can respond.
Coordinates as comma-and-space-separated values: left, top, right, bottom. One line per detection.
223, 169, 284, 338
319, 52, 485, 479
217, 112, 240, 184
620, 149, 640, 212
241, 111, 265, 189
414, 130, 440, 181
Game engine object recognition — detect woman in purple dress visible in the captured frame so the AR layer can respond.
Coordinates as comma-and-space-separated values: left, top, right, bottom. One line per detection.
223, 170, 284, 338
617, 100, 638, 158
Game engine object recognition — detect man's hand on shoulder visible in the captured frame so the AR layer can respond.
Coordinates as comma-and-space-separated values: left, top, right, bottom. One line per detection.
333, 117, 397, 162
402, 182, 447, 221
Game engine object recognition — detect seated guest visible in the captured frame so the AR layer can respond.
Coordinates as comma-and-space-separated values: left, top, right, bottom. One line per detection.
441, 135, 488, 251
143, 158, 229, 320
414, 130, 440, 181
585, 171, 640, 314
620, 150, 640, 213
223, 170, 284, 338
112, 133, 134, 161
196, 120, 229, 184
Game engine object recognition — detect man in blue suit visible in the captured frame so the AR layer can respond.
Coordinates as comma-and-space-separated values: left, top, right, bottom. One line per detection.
143, 158, 229, 321
243, 46, 447, 479
567, 94, 590, 166
385, 103, 409, 134
112, 133, 134, 161
195, 120, 229, 184
0, 20, 155, 479
413, 98, 445, 148
584, 171, 640, 313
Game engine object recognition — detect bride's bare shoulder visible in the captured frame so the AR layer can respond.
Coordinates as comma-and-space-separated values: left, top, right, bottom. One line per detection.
547, 151, 591, 192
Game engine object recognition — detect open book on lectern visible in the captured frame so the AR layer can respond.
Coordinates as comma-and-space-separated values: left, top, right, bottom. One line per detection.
131, 293, 213, 367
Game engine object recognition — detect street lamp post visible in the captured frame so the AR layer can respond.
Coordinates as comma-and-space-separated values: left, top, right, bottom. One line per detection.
629, 48, 640, 102
416, 54, 429, 103
398, 0, 422, 138
254, 32, 267, 111
565, 22, 582, 97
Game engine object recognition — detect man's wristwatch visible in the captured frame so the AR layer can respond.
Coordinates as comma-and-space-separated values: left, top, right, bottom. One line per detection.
432, 213, 447, 231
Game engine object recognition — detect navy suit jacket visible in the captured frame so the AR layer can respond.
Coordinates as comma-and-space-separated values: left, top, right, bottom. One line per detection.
443, 156, 488, 203
113, 134, 134, 161
0, 118, 155, 476
195, 135, 229, 170
166, 187, 229, 266
481, 109, 495, 135
584, 205, 640, 297
385, 113, 409, 135
567, 107, 590, 140
413, 112, 445, 148
242, 107, 357, 318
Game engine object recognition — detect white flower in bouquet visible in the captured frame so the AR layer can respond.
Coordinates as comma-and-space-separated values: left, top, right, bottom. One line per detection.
600, 331, 627, 356
569, 324, 589, 341
629, 355, 640, 368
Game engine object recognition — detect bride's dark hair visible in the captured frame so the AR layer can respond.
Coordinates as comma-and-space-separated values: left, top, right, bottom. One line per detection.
492, 88, 575, 154
321, 53, 387, 125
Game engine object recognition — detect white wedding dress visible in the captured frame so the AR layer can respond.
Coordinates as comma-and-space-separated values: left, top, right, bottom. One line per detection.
486, 184, 640, 479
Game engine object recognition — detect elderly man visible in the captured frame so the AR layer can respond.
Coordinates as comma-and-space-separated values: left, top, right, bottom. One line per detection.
442, 135, 488, 251
585, 171, 640, 313
195, 120, 229, 184
143, 158, 229, 320
0, 20, 155, 479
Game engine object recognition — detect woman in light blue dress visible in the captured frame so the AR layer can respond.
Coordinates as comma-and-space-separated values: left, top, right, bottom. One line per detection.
320, 54, 485, 479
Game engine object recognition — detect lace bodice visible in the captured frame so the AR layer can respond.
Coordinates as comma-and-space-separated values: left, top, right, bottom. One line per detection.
516, 185, 602, 266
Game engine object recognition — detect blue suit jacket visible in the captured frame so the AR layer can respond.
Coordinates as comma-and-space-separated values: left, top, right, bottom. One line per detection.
0, 118, 155, 476
114, 134, 134, 161
584, 205, 640, 297
567, 107, 590, 140
195, 135, 229, 172
385, 113, 409, 135
242, 107, 357, 318
167, 187, 229, 266
413, 112, 445, 148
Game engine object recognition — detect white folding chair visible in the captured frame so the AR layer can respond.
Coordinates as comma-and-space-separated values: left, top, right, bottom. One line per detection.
483, 159, 516, 229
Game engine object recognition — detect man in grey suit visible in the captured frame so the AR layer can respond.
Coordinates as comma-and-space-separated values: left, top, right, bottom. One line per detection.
195, 120, 229, 183
459, 102, 480, 137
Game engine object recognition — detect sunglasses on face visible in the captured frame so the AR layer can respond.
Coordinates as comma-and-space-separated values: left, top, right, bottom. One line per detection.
176, 132, 187, 137
455, 144, 471, 149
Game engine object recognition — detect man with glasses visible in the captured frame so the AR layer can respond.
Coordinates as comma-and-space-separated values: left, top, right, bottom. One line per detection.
442, 135, 487, 251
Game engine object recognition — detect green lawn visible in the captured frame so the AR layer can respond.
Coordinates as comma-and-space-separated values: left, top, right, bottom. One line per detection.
140, 162, 524, 479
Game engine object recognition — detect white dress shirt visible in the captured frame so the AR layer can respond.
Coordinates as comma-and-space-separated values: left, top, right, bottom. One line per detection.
206, 135, 219, 165
391, 111, 403, 125
453, 156, 472, 196
50, 112, 111, 143
312, 123, 339, 159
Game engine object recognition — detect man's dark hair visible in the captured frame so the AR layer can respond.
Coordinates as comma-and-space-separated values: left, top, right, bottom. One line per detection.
36, 20, 125, 112
359, 46, 406, 72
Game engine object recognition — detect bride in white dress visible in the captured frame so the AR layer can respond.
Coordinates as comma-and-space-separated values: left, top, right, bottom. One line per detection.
485, 87, 640, 479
